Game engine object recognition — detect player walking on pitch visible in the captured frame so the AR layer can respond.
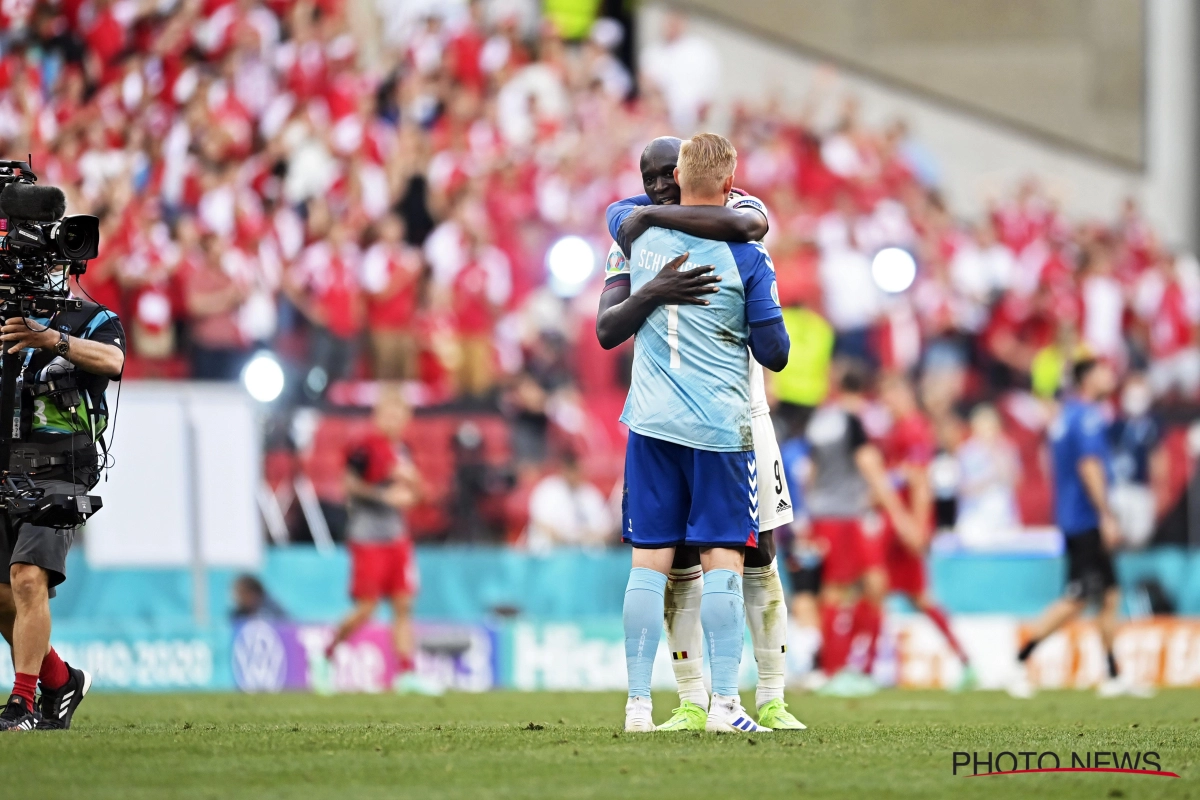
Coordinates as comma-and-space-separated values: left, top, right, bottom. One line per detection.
804, 366, 916, 696
1008, 357, 1149, 699
601, 136, 804, 730
315, 386, 440, 696
601, 133, 789, 733
856, 375, 976, 690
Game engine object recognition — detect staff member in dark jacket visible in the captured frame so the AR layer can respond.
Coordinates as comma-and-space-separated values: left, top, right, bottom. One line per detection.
1007, 357, 1151, 700
0, 294, 125, 730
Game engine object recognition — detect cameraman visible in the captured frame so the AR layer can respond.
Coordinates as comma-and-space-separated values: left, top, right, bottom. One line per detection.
0, 281, 124, 731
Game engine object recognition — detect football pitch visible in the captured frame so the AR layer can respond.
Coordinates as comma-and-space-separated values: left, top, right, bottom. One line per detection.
3, 689, 1197, 799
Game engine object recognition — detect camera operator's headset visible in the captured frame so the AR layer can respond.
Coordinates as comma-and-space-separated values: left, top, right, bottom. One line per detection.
7, 301, 116, 482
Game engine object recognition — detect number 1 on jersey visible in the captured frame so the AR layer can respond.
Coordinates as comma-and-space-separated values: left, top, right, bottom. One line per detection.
666, 304, 680, 368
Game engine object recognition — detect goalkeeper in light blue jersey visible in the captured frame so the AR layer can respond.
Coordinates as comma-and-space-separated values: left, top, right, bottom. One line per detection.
602, 133, 789, 733
597, 137, 805, 732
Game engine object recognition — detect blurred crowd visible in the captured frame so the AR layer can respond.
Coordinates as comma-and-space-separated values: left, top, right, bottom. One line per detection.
1, 0, 1198, 547
0, 0, 654, 396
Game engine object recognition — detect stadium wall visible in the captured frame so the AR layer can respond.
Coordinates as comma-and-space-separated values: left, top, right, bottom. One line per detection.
57, 546, 1200, 624
85, 383, 263, 572
6, 614, 1197, 694
5, 546, 1196, 693
641, 0, 1198, 248
667, 0, 1147, 166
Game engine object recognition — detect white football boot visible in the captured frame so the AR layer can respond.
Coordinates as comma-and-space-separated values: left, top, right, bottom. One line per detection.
1005, 663, 1036, 699
624, 696, 655, 732
705, 694, 772, 733
1097, 674, 1155, 699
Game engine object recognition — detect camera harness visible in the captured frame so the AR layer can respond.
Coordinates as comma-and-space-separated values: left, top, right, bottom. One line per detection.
6, 303, 116, 485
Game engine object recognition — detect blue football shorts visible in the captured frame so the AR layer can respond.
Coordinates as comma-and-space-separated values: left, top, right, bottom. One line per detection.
621, 430, 759, 549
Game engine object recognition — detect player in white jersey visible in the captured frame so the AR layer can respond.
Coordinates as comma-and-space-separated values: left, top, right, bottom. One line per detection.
598, 137, 804, 731
749, 361, 796, 530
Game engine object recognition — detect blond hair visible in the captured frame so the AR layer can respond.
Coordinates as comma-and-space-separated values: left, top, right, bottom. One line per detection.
677, 133, 737, 197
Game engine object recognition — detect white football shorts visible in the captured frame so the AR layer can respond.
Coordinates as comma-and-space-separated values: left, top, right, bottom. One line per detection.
753, 411, 794, 532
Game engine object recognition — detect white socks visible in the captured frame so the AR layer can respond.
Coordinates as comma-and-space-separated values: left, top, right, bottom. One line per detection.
665, 560, 791, 710
664, 566, 707, 709
744, 561, 788, 709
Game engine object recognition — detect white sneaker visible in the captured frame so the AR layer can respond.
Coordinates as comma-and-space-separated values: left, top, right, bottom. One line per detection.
1097, 675, 1155, 699
624, 696, 655, 732
1005, 664, 1035, 699
311, 655, 337, 696
393, 672, 445, 696
705, 694, 772, 733
800, 670, 829, 693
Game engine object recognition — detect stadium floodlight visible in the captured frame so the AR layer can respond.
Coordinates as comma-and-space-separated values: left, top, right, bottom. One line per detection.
547, 235, 596, 297
242, 351, 286, 403
871, 247, 918, 294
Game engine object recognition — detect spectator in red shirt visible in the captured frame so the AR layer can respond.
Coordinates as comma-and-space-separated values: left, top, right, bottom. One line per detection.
451, 230, 511, 398
362, 214, 424, 380
285, 216, 365, 394
445, 0, 488, 92
982, 284, 1061, 392
122, 202, 179, 365
1136, 251, 1200, 399
183, 231, 252, 379
83, 0, 128, 87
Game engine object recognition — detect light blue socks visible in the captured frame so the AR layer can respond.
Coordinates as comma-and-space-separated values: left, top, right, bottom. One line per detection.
623, 568, 668, 698
701, 569, 745, 697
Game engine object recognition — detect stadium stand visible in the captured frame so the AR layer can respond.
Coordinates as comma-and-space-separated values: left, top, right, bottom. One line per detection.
0, 0, 1196, 544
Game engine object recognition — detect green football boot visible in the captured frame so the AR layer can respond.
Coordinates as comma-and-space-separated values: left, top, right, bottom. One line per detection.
310, 655, 336, 696
393, 672, 445, 696
954, 665, 979, 692
756, 699, 807, 730
816, 669, 879, 698
655, 700, 707, 731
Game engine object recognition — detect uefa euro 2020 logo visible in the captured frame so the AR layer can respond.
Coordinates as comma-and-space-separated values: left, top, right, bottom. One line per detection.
232, 621, 287, 693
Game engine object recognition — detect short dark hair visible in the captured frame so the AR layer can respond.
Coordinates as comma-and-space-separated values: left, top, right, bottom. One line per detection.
840, 361, 871, 395
234, 574, 265, 598
1072, 357, 1100, 386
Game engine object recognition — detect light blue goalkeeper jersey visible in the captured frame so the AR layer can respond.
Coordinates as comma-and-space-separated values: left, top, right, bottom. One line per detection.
616, 226, 783, 452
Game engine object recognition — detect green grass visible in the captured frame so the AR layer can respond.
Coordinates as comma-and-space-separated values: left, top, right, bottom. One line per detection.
3, 689, 1198, 799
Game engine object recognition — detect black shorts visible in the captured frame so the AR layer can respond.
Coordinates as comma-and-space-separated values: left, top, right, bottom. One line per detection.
1063, 529, 1117, 603
672, 529, 777, 570
787, 561, 822, 596
0, 480, 84, 599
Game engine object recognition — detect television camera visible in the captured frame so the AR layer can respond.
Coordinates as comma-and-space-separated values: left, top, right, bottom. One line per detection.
0, 159, 103, 528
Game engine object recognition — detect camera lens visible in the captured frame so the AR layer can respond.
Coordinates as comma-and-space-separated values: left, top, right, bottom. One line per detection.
54, 215, 100, 260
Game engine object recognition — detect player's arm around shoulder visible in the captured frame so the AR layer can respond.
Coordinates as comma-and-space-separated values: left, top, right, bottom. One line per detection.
595, 249, 719, 350
619, 194, 768, 245
605, 194, 651, 256
734, 241, 789, 372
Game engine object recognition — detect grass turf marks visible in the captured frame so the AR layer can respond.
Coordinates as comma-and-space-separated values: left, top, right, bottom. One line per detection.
2, 690, 1197, 799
